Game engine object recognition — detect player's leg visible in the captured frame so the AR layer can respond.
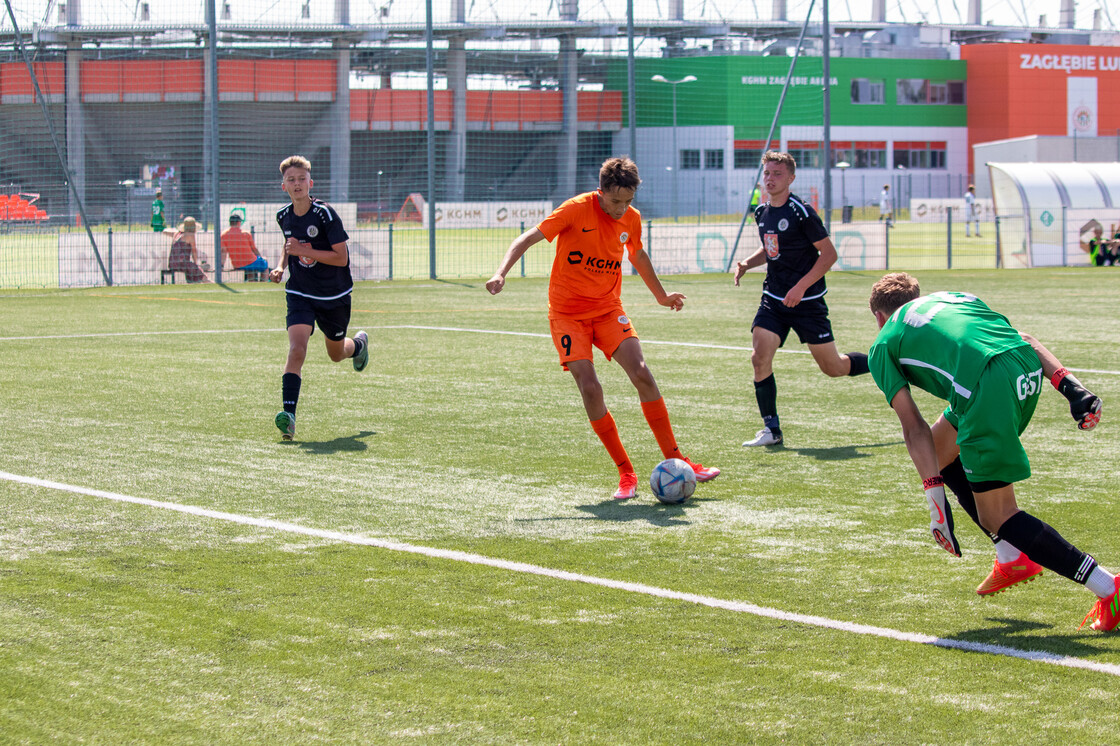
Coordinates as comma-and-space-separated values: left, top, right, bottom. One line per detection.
795, 299, 868, 379
568, 359, 639, 500
807, 341, 870, 378
278, 322, 313, 440
611, 334, 719, 482
553, 318, 636, 499
975, 483, 1120, 629
315, 299, 359, 363
743, 322, 784, 446
936, 410, 1041, 594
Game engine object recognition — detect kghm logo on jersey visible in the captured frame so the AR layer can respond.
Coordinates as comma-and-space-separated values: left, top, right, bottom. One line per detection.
764, 233, 779, 259
778, 218, 789, 231
307, 225, 320, 238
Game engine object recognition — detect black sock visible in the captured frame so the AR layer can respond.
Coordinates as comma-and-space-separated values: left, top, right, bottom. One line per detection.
754, 374, 779, 432
282, 372, 301, 415
351, 334, 364, 359
846, 352, 869, 376
996, 511, 1097, 584
941, 458, 999, 544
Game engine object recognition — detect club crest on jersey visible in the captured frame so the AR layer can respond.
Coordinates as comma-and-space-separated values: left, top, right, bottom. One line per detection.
618, 315, 629, 325
619, 231, 629, 244
764, 233, 779, 259
306, 225, 320, 238
778, 218, 789, 231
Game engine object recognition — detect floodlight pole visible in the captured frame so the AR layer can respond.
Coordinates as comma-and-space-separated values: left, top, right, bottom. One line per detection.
651, 74, 697, 222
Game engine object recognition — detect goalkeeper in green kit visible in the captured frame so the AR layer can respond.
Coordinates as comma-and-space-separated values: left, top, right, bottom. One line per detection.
867, 272, 1118, 631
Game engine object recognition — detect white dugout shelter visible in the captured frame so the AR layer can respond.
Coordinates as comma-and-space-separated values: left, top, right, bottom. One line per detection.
987, 162, 1120, 268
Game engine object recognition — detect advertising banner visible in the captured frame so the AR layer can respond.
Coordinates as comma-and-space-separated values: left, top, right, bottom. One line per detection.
428, 201, 553, 229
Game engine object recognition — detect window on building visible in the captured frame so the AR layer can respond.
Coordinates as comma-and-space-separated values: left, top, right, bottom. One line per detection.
892, 141, 947, 169
704, 149, 724, 170
787, 141, 821, 169
850, 78, 885, 104
732, 140, 778, 170
680, 149, 701, 170
853, 142, 887, 168
897, 79, 928, 104
897, 79, 965, 105
830, 142, 854, 167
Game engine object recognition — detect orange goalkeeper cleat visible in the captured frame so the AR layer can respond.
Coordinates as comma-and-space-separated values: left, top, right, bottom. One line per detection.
1080, 575, 1120, 632
976, 554, 1043, 596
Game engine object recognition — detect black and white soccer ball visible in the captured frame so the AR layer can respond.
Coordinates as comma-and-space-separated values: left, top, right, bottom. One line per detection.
649, 458, 696, 505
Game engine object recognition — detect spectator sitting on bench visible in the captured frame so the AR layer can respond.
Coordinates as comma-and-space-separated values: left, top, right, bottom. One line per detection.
167, 217, 212, 284
221, 211, 268, 279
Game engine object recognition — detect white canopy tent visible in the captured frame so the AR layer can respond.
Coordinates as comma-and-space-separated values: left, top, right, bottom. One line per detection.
987, 162, 1120, 268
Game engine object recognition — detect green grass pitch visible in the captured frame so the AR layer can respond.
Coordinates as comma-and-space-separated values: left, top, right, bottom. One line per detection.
1, 267, 1118, 743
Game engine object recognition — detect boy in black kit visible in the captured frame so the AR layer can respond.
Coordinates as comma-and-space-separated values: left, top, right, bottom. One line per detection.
270, 155, 369, 441
733, 150, 870, 447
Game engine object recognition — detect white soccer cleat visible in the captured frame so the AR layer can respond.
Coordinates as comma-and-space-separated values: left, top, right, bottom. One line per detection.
742, 427, 783, 447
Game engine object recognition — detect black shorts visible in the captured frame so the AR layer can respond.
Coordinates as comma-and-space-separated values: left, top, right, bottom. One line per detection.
752, 294, 834, 347
285, 293, 352, 341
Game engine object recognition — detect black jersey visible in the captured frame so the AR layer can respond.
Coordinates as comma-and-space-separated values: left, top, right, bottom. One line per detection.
753, 192, 830, 302
276, 198, 352, 301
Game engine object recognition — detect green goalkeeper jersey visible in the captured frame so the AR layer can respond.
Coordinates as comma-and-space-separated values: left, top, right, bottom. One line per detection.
869, 291, 1030, 406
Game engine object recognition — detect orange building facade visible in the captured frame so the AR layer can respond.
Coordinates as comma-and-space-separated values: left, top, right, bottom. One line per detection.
962, 43, 1120, 177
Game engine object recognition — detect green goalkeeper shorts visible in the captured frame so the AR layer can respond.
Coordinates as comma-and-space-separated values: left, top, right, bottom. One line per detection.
943, 345, 1042, 487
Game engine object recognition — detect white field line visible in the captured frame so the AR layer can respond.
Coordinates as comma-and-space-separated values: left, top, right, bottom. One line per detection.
2, 325, 1119, 377
4, 469, 1119, 679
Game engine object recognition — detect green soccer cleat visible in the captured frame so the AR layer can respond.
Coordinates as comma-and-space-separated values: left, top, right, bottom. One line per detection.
275, 411, 296, 441
352, 330, 369, 372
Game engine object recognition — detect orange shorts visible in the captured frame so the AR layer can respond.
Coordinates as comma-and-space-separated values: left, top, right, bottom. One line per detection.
549, 307, 637, 370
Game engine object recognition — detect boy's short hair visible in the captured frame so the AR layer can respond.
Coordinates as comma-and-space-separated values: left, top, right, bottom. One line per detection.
280, 155, 312, 175
599, 157, 641, 192
869, 272, 921, 316
762, 150, 796, 175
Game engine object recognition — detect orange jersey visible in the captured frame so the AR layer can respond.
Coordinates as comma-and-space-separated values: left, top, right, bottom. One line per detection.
221, 225, 260, 268
538, 191, 643, 319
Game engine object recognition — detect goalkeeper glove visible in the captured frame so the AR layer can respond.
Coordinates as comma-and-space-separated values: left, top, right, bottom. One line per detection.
1051, 367, 1102, 431
924, 476, 961, 557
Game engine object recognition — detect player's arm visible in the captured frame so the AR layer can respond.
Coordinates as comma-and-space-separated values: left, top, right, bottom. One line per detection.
270, 237, 290, 283
890, 386, 961, 557
631, 249, 685, 311
1020, 332, 1103, 430
285, 238, 348, 267
486, 227, 546, 295
733, 246, 767, 286
783, 237, 837, 307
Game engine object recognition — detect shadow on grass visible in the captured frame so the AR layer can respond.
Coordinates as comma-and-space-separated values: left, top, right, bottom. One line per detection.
516, 495, 719, 527
783, 440, 904, 461
434, 278, 479, 289
291, 430, 378, 454
949, 616, 1112, 658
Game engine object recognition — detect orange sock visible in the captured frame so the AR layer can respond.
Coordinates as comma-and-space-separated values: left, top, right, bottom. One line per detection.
590, 411, 634, 474
641, 397, 683, 460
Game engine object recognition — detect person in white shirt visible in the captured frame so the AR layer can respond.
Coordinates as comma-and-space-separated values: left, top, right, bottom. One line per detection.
965, 184, 981, 237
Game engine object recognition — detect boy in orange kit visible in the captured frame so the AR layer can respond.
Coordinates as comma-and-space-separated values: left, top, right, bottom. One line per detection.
486, 157, 719, 500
